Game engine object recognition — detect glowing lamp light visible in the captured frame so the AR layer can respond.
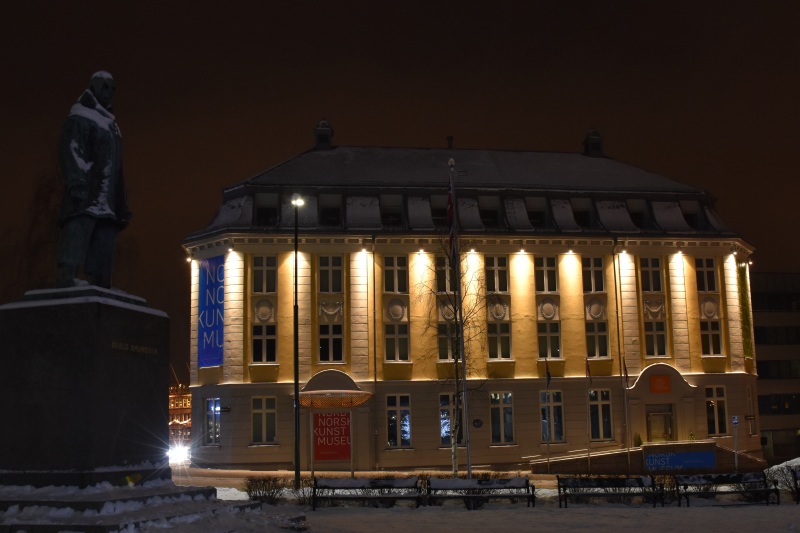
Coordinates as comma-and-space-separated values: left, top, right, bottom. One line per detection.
167, 444, 190, 464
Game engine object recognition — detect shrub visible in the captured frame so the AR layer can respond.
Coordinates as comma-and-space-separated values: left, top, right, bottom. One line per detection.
244, 475, 288, 505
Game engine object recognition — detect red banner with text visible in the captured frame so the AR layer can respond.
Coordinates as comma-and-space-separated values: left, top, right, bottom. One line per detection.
313, 412, 351, 461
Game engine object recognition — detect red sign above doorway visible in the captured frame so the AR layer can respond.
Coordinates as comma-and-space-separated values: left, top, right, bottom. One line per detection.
650, 375, 672, 393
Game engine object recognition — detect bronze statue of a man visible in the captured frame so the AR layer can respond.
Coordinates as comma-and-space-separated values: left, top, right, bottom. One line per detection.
57, 71, 131, 288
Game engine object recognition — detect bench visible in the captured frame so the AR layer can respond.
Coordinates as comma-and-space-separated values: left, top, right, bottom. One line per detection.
311, 477, 422, 510
556, 475, 665, 508
674, 472, 780, 507
426, 477, 535, 509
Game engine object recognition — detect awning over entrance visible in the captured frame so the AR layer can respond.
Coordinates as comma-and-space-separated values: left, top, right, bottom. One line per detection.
298, 369, 372, 408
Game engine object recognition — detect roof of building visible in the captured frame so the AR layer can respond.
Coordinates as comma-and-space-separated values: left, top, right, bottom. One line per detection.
186, 127, 741, 244
236, 146, 699, 194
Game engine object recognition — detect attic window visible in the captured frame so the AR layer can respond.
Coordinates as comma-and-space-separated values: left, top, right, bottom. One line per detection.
254, 193, 279, 227
319, 194, 342, 227
571, 198, 594, 228
380, 194, 404, 228
626, 199, 649, 229
680, 201, 702, 230
525, 197, 549, 228
430, 195, 448, 228
478, 196, 502, 228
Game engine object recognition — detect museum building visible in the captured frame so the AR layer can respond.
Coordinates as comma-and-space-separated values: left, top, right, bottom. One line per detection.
183, 123, 761, 472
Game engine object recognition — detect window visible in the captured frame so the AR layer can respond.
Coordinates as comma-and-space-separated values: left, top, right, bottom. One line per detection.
251, 397, 277, 444
319, 324, 343, 362
253, 193, 279, 227
380, 194, 404, 227
383, 256, 408, 293
582, 257, 604, 293
540, 391, 564, 443
700, 320, 722, 355
488, 323, 511, 359
205, 398, 221, 445
478, 196, 502, 228
490, 392, 514, 444
485, 256, 509, 293
435, 255, 455, 293
387, 394, 411, 447
439, 393, 464, 447
706, 387, 728, 435
319, 194, 342, 226
538, 322, 561, 358
589, 389, 613, 440
535, 256, 558, 292
385, 324, 409, 361
644, 320, 667, 357
586, 321, 608, 357
696, 258, 717, 292
438, 323, 457, 360
252, 324, 276, 363
758, 393, 800, 415
252, 255, 277, 293
319, 256, 343, 293
640, 258, 662, 292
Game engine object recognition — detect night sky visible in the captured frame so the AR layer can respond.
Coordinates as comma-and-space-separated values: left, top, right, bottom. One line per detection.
2, 3, 799, 382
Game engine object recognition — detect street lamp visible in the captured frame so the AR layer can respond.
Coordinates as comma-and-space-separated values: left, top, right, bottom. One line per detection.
291, 193, 304, 490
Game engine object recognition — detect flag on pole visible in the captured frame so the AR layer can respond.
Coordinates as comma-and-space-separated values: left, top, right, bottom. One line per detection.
447, 159, 459, 265
545, 356, 552, 388
585, 357, 592, 385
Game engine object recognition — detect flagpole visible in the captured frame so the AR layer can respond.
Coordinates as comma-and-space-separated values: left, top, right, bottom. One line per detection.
448, 159, 472, 478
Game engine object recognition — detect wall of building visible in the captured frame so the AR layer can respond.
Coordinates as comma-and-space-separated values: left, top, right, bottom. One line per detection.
187, 238, 761, 470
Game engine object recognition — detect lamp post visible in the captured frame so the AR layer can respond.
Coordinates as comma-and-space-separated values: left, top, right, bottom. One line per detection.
291, 193, 304, 490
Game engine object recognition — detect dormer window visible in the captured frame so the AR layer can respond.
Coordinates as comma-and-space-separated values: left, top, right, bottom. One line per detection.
626, 199, 650, 229
430, 195, 448, 228
525, 197, 549, 228
319, 194, 342, 227
571, 198, 594, 228
680, 201, 702, 230
380, 194, 404, 228
253, 193, 279, 227
478, 196, 502, 228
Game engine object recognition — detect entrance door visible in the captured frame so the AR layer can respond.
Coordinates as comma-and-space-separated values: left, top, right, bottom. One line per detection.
646, 404, 674, 443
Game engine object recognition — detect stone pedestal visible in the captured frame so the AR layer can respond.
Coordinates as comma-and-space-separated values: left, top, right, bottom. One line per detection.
0, 286, 170, 487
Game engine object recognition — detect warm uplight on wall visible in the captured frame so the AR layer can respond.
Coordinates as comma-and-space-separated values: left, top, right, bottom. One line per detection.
185, 255, 192, 263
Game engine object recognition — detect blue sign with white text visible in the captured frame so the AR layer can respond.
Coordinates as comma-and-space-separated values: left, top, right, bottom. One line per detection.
645, 451, 716, 472
198, 255, 225, 368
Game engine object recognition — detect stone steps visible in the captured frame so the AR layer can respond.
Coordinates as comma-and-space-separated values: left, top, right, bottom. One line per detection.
0, 483, 261, 532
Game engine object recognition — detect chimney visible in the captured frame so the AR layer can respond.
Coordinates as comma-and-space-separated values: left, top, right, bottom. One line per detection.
314, 119, 334, 150
583, 128, 604, 157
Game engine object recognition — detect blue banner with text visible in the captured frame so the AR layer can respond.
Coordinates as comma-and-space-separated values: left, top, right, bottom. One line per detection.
198, 255, 225, 368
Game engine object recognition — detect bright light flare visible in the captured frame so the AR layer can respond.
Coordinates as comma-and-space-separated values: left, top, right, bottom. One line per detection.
168, 444, 190, 464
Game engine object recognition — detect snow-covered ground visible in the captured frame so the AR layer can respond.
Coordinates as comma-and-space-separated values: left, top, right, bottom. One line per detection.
2, 459, 798, 532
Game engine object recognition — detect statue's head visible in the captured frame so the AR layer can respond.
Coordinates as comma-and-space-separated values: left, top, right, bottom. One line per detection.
89, 71, 116, 109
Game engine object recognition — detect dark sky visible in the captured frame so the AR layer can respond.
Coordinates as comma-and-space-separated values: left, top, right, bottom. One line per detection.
3, 2, 799, 382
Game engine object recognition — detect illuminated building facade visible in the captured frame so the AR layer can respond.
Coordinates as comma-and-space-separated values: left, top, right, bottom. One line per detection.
168, 384, 192, 446
184, 124, 761, 471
